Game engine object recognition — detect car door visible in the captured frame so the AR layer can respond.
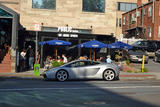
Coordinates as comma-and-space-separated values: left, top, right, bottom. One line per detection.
77, 61, 101, 78
70, 61, 87, 78
65, 61, 81, 79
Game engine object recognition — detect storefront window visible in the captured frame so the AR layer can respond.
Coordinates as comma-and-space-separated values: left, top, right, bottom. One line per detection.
32, 0, 56, 10
0, 8, 13, 18
82, 0, 105, 13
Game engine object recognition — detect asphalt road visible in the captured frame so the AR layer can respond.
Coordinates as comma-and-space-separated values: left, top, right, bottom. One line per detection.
0, 78, 160, 107
133, 58, 160, 72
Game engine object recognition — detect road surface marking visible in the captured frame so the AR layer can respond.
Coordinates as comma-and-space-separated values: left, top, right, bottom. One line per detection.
0, 86, 160, 91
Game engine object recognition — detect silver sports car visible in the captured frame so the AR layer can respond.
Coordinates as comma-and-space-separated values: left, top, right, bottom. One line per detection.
42, 60, 120, 81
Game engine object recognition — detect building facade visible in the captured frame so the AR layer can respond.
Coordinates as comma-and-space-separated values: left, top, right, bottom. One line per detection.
0, 0, 141, 72
122, 0, 160, 40
116, 0, 148, 40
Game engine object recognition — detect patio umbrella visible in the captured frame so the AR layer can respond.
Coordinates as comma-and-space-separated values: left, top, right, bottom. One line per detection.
108, 41, 133, 49
108, 41, 133, 62
77, 40, 107, 61
39, 39, 71, 60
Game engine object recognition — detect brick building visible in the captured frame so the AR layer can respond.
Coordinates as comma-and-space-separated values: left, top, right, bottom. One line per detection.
122, 0, 160, 40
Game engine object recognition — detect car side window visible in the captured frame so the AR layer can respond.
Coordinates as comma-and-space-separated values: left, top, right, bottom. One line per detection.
90, 61, 100, 65
72, 62, 80, 67
66, 61, 100, 67
66, 62, 78, 67
141, 41, 148, 47
67, 61, 86, 67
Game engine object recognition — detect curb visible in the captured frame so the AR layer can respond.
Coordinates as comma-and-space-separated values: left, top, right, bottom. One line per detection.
0, 72, 158, 81
119, 72, 157, 80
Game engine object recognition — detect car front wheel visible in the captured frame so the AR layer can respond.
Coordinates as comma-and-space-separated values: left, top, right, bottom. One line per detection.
103, 69, 115, 81
56, 70, 68, 82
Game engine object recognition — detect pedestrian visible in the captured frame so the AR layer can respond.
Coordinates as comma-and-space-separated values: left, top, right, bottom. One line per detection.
68, 56, 73, 62
28, 46, 34, 70
100, 56, 106, 62
20, 49, 27, 71
106, 55, 112, 63
62, 54, 68, 63
36, 51, 40, 64
57, 56, 63, 62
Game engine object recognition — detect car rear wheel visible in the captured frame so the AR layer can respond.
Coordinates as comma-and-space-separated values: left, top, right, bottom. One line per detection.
103, 69, 115, 81
56, 70, 68, 82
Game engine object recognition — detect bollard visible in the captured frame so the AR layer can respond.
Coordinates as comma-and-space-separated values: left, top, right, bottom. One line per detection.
142, 55, 145, 72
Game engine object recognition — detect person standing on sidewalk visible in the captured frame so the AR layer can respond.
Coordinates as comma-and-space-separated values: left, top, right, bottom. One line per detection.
36, 51, 40, 64
20, 49, 27, 71
28, 46, 34, 70
106, 55, 112, 63
62, 54, 68, 64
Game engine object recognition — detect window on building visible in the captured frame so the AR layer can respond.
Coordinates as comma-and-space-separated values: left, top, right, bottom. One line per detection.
131, 4, 137, 10
143, 28, 146, 35
125, 3, 131, 11
158, 26, 160, 37
119, 18, 122, 27
143, 8, 146, 15
129, 14, 132, 23
32, 0, 56, 9
82, 0, 105, 13
116, 18, 118, 27
123, 16, 126, 25
131, 13, 136, 22
136, 11, 140, 17
0, 8, 13, 18
117, 2, 137, 12
134, 13, 137, 20
159, 6, 160, 16
148, 27, 152, 37
148, 6, 152, 17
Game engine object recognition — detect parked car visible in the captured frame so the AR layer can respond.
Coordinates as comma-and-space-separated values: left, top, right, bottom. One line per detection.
154, 49, 160, 62
132, 40, 160, 57
127, 49, 149, 63
41, 60, 120, 81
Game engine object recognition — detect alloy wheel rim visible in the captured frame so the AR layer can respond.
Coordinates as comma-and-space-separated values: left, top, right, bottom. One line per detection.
57, 70, 68, 81
104, 70, 115, 80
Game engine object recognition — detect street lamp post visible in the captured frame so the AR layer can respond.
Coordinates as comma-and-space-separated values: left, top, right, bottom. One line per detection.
34, 23, 40, 64
35, 31, 38, 63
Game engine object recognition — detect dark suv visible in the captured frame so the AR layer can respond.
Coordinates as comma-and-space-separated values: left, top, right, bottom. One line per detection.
154, 49, 160, 62
132, 40, 160, 57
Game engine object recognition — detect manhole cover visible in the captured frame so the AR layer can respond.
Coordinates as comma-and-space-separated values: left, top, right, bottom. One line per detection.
84, 101, 106, 105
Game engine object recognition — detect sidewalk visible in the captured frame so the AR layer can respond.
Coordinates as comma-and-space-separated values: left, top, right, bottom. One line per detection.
0, 69, 159, 80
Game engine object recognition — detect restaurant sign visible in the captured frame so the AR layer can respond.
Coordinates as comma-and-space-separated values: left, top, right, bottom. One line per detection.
58, 26, 78, 38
